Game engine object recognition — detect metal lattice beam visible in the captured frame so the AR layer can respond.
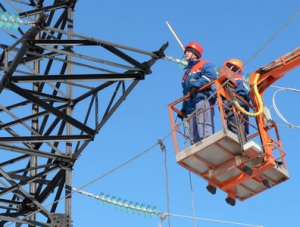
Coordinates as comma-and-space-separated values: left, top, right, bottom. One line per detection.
0, 1, 168, 226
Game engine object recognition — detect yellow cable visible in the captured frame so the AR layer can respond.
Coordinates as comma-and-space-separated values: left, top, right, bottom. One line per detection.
232, 73, 264, 117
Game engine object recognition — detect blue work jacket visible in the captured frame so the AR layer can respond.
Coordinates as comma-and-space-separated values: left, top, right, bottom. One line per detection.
181, 59, 217, 114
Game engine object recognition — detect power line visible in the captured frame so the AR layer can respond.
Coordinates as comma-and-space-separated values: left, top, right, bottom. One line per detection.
271, 85, 300, 129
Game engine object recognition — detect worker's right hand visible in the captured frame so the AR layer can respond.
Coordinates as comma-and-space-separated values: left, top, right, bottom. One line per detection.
177, 111, 186, 121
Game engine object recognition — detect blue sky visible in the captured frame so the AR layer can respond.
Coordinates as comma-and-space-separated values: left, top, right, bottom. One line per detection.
2, 1, 300, 227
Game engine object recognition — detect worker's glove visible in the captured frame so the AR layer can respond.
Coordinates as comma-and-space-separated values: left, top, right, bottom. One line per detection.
189, 86, 198, 99
177, 110, 186, 121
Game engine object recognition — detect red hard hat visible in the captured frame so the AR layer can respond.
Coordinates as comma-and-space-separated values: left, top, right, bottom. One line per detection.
184, 42, 203, 58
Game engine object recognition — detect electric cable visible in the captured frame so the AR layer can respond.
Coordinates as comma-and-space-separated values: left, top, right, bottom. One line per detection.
271, 85, 300, 129
232, 72, 264, 117
162, 140, 171, 227
188, 171, 197, 227
165, 212, 263, 227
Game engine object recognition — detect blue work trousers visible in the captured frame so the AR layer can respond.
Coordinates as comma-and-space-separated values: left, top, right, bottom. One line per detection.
189, 99, 215, 144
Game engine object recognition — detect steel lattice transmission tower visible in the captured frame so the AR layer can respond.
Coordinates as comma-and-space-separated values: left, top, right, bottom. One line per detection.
0, 0, 168, 226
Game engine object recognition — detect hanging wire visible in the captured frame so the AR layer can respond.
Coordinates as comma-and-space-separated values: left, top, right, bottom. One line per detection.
166, 213, 263, 227
189, 171, 197, 227
271, 85, 300, 129
241, 8, 300, 70
161, 139, 171, 227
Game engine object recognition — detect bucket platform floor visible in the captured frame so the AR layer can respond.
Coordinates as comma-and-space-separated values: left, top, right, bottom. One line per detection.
176, 129, 289, 201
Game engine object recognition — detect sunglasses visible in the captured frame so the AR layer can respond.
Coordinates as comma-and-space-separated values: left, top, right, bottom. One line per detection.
226, 63, 240, 72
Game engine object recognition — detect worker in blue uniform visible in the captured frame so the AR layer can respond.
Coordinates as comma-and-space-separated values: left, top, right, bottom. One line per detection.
177, 42, 217, 144
224, 59, 250, 137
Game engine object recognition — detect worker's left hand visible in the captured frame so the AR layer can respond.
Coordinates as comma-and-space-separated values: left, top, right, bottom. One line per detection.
189, 86, 198, 99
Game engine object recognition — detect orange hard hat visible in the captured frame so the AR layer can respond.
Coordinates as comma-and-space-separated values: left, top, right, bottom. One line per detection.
184, 42, 203, 58
224, 58, 243, 73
